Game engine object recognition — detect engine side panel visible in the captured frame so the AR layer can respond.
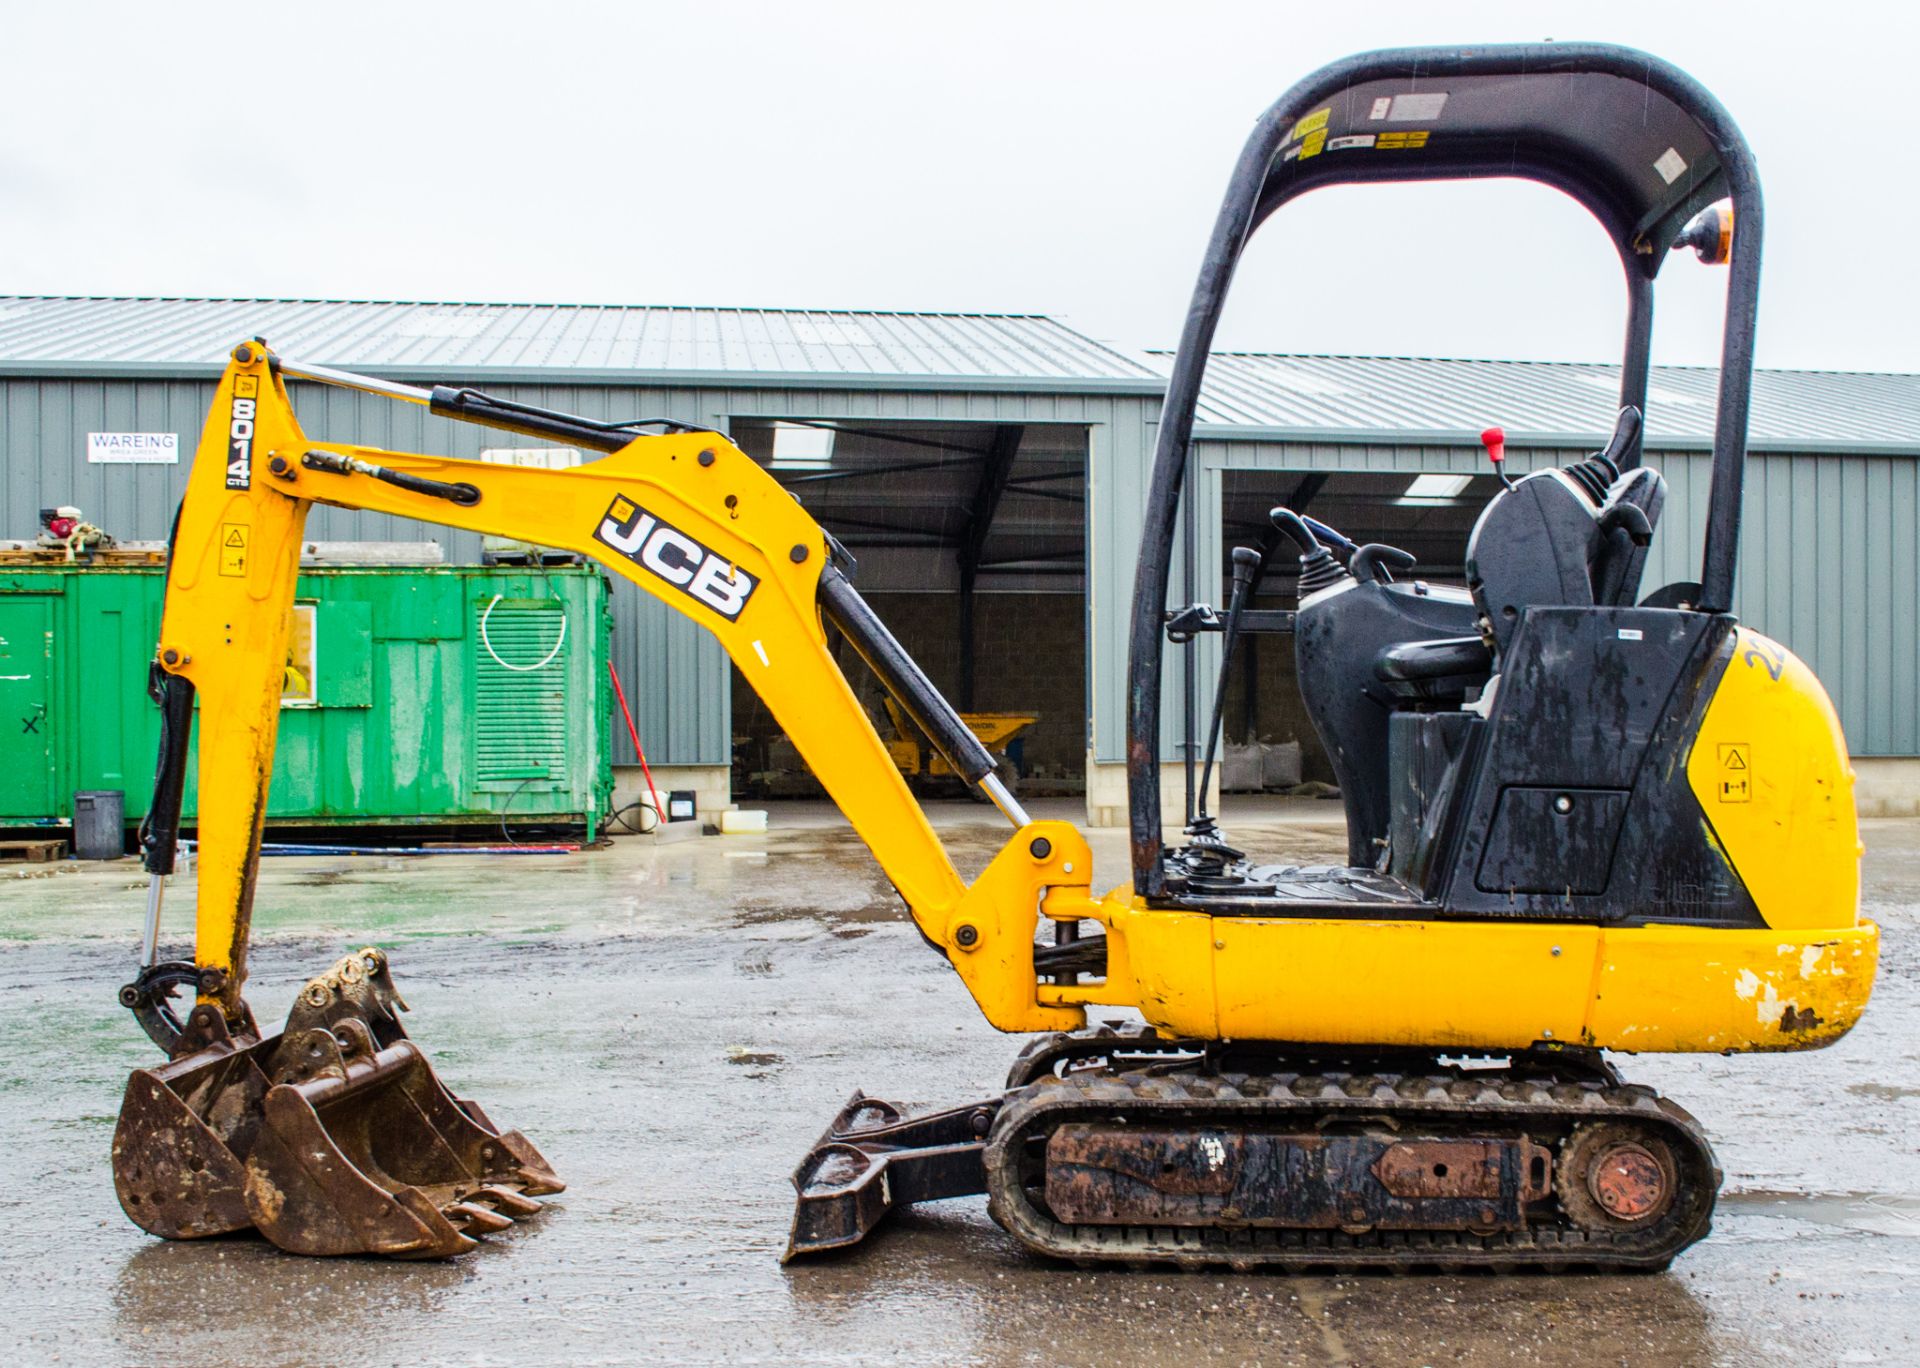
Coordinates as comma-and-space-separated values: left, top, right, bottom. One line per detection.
1685, 628, 1861, 931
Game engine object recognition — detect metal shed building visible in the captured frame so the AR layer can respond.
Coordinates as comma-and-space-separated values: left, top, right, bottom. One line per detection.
4, 296, 1917, 824
0, 295, 1164, 817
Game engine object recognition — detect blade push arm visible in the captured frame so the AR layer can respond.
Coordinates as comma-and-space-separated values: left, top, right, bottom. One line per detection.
146, 344, 1086, 1034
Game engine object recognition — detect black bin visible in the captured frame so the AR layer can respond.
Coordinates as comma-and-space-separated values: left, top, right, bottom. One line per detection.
73, 789, 125, 860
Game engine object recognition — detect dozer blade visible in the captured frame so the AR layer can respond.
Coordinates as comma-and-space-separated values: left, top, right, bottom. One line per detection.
114, 948, 562, 1258
785, 1091, 998, 1260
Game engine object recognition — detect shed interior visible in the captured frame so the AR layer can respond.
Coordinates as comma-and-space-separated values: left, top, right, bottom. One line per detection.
727, 419, 1089, 797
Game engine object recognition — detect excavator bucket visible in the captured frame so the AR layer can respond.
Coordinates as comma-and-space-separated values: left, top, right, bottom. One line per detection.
113, 948, 561, 1257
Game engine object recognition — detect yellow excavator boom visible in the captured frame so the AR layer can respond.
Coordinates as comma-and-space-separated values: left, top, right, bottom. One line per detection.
151, 342, 1085, 1035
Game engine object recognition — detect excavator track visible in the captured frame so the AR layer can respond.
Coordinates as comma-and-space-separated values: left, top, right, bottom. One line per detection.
982, 1059, 1719, 1273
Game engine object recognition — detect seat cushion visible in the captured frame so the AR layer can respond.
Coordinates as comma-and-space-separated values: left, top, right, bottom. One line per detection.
1374, 635, 1493, 701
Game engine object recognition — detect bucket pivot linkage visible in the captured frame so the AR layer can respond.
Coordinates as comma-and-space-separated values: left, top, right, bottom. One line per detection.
113, 947, 562, 1257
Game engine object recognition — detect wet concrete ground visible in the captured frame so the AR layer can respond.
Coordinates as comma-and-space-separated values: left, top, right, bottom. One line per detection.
3, 798, 1915, 1366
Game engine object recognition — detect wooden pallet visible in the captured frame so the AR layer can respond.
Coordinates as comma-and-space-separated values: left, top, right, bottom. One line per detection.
0, 546, 166, 566
0, 839, 68, 863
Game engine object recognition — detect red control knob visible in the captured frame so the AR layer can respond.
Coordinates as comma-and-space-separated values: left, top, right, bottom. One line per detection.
1480, 426, 1506, 468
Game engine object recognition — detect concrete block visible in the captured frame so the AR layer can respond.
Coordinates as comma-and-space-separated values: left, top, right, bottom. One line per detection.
1852, 757, 1920, 818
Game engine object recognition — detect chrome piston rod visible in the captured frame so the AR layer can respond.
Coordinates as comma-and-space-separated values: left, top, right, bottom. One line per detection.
275, 358, 435, 405
140, 874, 165, 967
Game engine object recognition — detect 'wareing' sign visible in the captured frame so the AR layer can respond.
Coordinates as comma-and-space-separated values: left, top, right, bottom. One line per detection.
593, 495, 757, 620
87, 432, 178, 464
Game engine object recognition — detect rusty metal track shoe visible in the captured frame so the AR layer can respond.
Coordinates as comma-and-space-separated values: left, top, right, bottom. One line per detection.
113, 948, 562, 1258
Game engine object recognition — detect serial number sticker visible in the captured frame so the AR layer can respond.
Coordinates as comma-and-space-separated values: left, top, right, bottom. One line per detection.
1387, 91, 1448, 121
1327, 134, 1376, 151
1617, 628, 1644, 641
224, 389, 258, 490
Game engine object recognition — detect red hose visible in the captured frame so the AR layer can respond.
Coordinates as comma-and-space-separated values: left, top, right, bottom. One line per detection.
607, 660, 665, 830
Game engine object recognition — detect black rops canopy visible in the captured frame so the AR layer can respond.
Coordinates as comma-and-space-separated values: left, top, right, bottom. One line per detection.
1257, 63, 1731, 271
1128, 44, 1765, 896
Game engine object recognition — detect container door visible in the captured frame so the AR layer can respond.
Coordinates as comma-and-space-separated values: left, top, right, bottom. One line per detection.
0, 599, 54, 817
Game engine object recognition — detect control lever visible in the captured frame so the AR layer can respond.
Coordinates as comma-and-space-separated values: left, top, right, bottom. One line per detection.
1598, 405, 1643, 473
1601, 502, 1654, 547
1480, 427, 1515, 489
1300, 515, 1357, 566
1189, 546, 1265, 837
1270, 508, 1352, 598
1351, 544, 1417, 585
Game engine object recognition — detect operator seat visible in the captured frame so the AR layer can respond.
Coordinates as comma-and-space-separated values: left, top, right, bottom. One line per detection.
1464, 407, 1663, 658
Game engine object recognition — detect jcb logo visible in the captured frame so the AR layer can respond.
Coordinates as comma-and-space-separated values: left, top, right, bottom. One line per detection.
594, 496, 756, 620
224, 389, 257, 490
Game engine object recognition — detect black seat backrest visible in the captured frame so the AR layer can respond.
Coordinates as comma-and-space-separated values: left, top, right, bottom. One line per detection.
1465, 460, 1666, 658
1465, 470, 1603, 657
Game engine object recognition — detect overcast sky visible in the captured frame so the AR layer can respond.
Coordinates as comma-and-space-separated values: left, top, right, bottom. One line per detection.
3, 2, 1912, 373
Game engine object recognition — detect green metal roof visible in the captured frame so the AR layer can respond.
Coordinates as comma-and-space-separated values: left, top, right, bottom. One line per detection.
0, 296, 1163, 393
1167, 352, 1920, 454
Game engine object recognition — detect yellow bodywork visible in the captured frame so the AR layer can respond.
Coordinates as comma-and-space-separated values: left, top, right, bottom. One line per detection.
1686, 627, 1863, 931
164, 345, 1876, 1056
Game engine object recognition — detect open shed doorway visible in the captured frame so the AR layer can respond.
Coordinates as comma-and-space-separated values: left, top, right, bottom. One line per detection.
728, 419, 1089, 803
1214, 466, 1500, 791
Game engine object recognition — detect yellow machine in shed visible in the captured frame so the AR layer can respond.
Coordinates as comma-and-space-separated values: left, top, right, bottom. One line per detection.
880, 698, 1033, 794
113, 43, 1873, 1271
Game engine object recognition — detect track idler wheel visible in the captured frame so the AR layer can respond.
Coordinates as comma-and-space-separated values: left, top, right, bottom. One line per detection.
113, 948, 562, 1258
1557, 1122, 1679, 1232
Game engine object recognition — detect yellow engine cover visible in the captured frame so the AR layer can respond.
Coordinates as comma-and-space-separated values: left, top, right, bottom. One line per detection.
1686, 628, 1861, 931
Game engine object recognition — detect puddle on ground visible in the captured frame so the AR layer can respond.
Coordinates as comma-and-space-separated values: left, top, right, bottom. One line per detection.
1724, 1189, 1920, 1237
1848, 1082, 1920, 1101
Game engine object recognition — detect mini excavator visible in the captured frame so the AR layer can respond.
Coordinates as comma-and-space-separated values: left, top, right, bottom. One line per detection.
114, 44, 1876, 1270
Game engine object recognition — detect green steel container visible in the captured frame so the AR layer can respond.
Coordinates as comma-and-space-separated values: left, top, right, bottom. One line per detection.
0, 564, 613, 837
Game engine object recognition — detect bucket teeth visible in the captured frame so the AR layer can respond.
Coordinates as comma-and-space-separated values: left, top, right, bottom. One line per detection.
471, 1184, 546, 1218
514, 1167, 566, 1198
446, 1201, 517, 1235
113, 947, 562, 1260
